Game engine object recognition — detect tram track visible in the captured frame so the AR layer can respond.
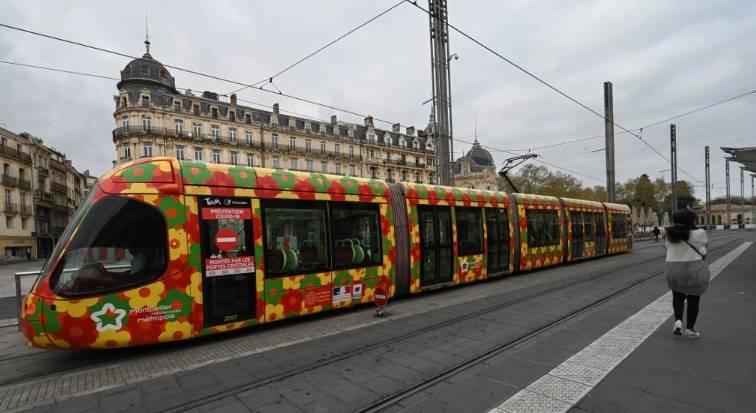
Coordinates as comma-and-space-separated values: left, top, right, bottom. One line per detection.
157, 234, 748, 413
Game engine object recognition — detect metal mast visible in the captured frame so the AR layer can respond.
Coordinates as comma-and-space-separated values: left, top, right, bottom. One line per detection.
428, 0, 452, 185
603, 82, 616, 202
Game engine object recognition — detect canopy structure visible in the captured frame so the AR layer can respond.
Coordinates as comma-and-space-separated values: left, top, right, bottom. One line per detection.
721, 147, 756, 173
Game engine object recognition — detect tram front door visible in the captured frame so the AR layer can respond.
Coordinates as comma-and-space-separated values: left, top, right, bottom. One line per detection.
198, 196, 256, 327
419, 206, 453, 286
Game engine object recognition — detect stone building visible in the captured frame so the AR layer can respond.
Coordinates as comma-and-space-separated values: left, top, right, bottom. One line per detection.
693, 202, 754, 226
0, 127, 35, 261
111, 44, 438, 184
17, 133, 89, 259
452, 138, 498, 190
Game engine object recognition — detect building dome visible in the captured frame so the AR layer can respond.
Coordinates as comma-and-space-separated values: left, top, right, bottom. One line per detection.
464, 140, 494, 167
116, 45, 177, 93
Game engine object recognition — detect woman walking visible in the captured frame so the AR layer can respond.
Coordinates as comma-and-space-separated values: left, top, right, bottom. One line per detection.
664, 209, 709, 339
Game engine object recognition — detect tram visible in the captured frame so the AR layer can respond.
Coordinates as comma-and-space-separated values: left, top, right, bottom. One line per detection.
20, 158, 631, 349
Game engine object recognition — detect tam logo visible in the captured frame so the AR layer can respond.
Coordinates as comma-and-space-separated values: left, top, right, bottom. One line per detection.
90, 303, 127, 333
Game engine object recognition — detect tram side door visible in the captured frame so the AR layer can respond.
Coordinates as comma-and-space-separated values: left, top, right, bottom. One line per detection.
198, 196, 256, 327
571, 212, 584, 259
595, 212, 606, 255
486, 208, 510, 274
419, 206, 453, 286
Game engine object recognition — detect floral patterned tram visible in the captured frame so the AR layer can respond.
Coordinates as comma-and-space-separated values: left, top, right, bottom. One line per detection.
20, 158, 631, 349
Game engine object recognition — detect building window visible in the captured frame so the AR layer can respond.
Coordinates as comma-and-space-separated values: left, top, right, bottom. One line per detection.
122, 117, 130, 130
335, 144, 340, 155
143, 142, 153, 157
305, 139, 312, 153
245, 114, 251, 123
229, 128, 237, 144
141, 95, 150, 107
123, 143, 131, 159
211, 125, 219, 140
245, 132, 252, 145
400, 139, 406, 148
175, 120, 183, 135
193, 104, 200, 116
230, 151, 238, 165
368, 149, 375, 159
247, 153, 254, 167
321, 162, 327, 173
428, 158, 434, 166
140, 64, 149, 75
142, 117, 151, 131
5, 215, 12, 229
289, 137, 296, 150
335, 163, 342, 175
429, 173, 434, 184
176, 145, 185, 160
349, 146, 355, 159
456, 207, 483, 256
211, 107, 218, 119
306, 159, 313, 172
402, 171, 407, 181
194, 147, 203, 161
272, 156, 280, 169
415, 173, 420, 183
320, 141, 326, 155
272, 134, 279, 149
349, 165, 356, 176
368, 133, 376, 144
174, 102, 181, 112
291, 158, 298, 170
192, 123, 202, 138
4, 189, 11, 208
370, 168, 377, 179
212, 149, 221, 163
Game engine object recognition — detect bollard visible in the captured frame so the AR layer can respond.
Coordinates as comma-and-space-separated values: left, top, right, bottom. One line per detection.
14, 271, 40, 330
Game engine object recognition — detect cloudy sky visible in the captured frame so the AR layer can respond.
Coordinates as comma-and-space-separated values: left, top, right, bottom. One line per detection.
1, 0, 754, 199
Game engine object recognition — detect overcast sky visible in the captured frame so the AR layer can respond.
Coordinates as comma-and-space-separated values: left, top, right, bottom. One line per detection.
1, 0, 754, 199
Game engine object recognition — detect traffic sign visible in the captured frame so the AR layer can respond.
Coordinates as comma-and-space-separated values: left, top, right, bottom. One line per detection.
215, 228, 238, 252
374, 285, 388, 309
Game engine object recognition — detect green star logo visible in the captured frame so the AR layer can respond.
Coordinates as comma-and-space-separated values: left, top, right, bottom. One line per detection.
90, 303, 127, 333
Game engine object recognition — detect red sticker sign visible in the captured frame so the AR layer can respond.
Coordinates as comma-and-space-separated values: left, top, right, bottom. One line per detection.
215, 227, 238, 252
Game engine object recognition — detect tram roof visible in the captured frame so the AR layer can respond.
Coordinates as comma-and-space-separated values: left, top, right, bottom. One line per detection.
400, 182, 509, 206
101, 158, 390, 198
510, 193, 561, 207
560, 197, 605, 210
603, 202, 631, 213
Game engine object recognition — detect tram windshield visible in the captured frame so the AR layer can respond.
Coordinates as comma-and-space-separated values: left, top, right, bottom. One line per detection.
50, 196, 168, 297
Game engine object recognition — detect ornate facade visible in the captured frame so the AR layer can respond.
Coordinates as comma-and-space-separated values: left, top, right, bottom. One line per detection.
0, 127, 35, 261
112, 47, 438, 184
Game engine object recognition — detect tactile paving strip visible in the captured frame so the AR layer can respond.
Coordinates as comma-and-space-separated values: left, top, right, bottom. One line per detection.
492, 242, 753, 413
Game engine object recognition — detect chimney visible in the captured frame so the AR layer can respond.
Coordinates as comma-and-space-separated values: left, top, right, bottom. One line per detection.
230, 93, 237, 106
331, 115, 338, 125
406, 126, 416, 136
364, 116, 374, 127
392, 123, 401, 133
272, 103, 279, 115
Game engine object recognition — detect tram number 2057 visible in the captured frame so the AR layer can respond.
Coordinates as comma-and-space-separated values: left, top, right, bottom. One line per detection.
223, 314, 239, 322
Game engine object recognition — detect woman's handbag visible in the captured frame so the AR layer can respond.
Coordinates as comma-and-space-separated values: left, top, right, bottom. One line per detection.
665, 241, 710, 295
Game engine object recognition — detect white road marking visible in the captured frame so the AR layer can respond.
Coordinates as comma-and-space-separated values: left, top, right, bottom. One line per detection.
490, 241, 753, 413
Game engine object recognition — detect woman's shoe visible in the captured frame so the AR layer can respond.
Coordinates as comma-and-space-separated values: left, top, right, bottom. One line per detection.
673, 320, 682, 336
685, 329, 701, 339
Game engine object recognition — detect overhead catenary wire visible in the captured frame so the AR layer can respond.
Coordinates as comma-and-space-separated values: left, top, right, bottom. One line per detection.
0, 22, 404, 127
0, 59, 119, 81
404, 0, 706, 184
227, 0, 406, 95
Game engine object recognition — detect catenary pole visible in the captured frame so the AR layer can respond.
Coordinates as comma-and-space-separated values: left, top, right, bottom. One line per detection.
725, 159, 731, 227
705, 146, 711, 227
604, 82, 615, 202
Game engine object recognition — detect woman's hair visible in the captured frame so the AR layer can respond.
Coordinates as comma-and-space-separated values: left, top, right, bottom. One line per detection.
665, 209, 697, 243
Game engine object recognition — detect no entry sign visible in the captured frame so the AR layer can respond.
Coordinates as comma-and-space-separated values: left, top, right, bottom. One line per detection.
215, 228, 238, 252
373, 285, 388, 309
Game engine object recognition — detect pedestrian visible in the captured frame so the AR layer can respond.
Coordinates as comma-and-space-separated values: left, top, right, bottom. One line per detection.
652, 225, 661, 242
664, 209, 709, 339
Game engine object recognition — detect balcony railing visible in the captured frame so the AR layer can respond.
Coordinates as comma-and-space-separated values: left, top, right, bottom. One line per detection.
19, 179, 31, 190
34, 189, 54, 201
0, 145, 32, 164
4, 203, 17, 214
51, 182, 67, 193
2, 174, 18, 187
37, 166, 49, 177
53, 225, 66, 235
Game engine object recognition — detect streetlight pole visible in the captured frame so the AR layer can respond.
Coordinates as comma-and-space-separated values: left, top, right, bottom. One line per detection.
670, 125, 678, 213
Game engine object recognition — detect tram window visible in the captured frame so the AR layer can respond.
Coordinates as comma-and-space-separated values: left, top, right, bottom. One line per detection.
584, 213, 595, 241
526, 209, 560, 247
330, 203, 382, 269
51, 196, 168, 297
456, 207, 483, 255
262, 200, 328, 276
611, 214, 628, 238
